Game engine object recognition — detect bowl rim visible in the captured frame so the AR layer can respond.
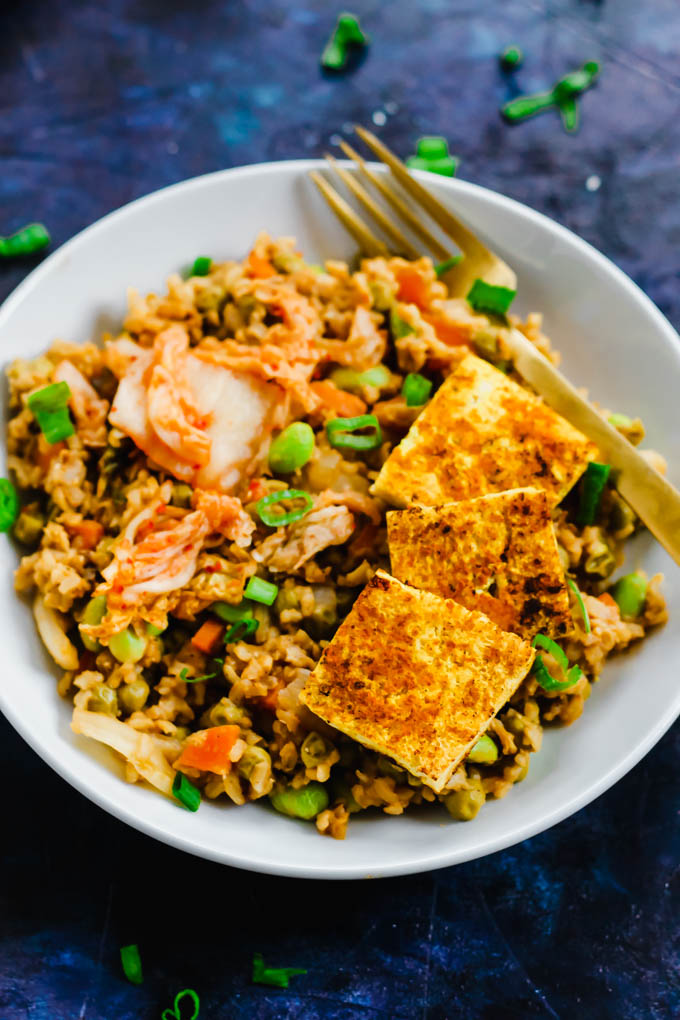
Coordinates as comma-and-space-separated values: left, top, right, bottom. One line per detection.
1, 158, 679, 879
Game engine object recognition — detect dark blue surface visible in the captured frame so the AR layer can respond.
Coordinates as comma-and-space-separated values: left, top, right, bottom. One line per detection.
2, 2, 679, 1018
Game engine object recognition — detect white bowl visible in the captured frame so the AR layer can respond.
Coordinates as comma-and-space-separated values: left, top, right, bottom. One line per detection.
1, 160, 678, 879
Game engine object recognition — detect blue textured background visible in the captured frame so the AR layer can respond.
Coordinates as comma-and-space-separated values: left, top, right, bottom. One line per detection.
1, 2, 679, 1018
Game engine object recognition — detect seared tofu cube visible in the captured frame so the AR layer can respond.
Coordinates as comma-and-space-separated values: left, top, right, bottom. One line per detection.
371, 353, 596, 508
300, 570, 535, 792
387, 487, 572, 641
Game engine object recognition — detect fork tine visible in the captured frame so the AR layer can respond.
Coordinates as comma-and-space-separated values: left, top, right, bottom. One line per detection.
324, 153, 420, 259
309, 171, 389, 256
337, 140, 451, 262
354, 125, 494, 262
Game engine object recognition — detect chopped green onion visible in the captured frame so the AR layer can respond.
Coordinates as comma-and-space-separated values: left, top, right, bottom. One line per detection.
531, 634, 582, 692
576, 461, 611, 526
179, 666, 216, 684
224, 617, 259, 644
120, 944, 143, 985
0, 222, 50, 259
0, 478, 19, 533
468, 734, 499, 764
406, 137, 459, 177
321, 13, 369, 70
161, 989, 200, 1020
27, 382, 75, 444
190, 256, 212, 276
172, 772, 201, 812
390, 307, 414, 338
608, 412, 633, 429
610, 572, 647, 619
434, 255, 463, 277
359, 364, 391, 388
244, 576, 279, 605
500, 45, 523, 70
566, 578, 591, 634
252, 952, 308, 989
268, 422, 315, 474
256, 488, 314, 528
212, 601, 253, 624
326, 414, 382, 451
402, 373, 432, 407
466, 279, 516, 317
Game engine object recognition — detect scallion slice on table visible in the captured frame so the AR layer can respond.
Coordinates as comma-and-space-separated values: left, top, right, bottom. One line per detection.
120, 943, 143, 985
161, 989, 200, 1020
172, 771, 201, 812
576, 461, 611, 526
256, 489, 314, 527
0, 478, 19, 533
27, 381, 75, 444
244, 576, 279, 605
531, 634, 582, 692
320, 13, 369, 71
190, 256, 212, 276
402, 373, 432, 407
224, 617, 259, 645
466, 278, 516, 317
566, 578, 591, 633
252, 952, 307, 988
326, 414, 382, 451
0, 222, 50, 259
499, 45, 523, 70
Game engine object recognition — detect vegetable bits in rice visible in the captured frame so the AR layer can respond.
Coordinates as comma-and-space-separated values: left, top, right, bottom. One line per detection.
6, 233, 668, 839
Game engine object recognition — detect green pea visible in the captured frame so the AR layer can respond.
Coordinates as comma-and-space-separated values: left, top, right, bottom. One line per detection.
444, 782, 486, 821
467, 734, 499, 765
359, 365, 391, 389
79, 594, 108, 652
269, 781, 329, 820
209, 698, 244, 727
610, 572, 647, 619
119, 678, 150, 714
109, 628, 146, 664
329, 367, 363, 391
13, 509, 45, 547
88, 683, 118, 716
237, 745, 272, 781
300, 732, 334, 768
584, 539, 616, 578
268, 422, 315, 474
170, 483, 193, 508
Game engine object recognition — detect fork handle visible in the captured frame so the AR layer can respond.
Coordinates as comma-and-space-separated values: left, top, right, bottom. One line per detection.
505, 327, 680, 566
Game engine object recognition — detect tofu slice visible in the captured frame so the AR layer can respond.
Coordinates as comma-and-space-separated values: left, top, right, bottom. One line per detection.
299, 570, 535, 792
371, 353, 597, 508
387, 488, 571, 641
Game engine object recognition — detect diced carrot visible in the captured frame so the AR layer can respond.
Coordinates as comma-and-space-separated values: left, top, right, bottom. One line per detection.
175, 725, 240, 773
395, 265, 430, 308
191, 618, 225, 654
246, 252, 275, 279
69, 519, 104, 550
256, 682, 283, 712
310, 380, 367, 418
421, 312, 473, 347
598, 592, 618, 610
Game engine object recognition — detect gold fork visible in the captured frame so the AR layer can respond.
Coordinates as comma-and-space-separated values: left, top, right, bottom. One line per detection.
310, 125, 680, 567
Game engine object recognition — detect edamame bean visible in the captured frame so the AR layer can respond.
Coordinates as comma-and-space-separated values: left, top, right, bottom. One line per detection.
268, 422, 315, 474
610, 572, 647, 618
119, 678, 150, 714
269, 781, 329, 819
444, 781, 486, 821
109, 628, 146, 664
467, 734, 499, 765
88, 683, 118, 716
79, 594, 108, 652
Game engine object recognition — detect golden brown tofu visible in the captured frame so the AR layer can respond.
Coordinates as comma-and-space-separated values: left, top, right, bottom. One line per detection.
387, 487, 571, 641
371, 353, 596, 508
299, 570, 535, 792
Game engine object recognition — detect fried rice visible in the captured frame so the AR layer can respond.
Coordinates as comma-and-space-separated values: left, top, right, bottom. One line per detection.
6, 233, 668, 838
